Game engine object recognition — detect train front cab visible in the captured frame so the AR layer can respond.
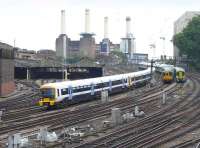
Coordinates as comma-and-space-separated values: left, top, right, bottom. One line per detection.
176, 71, 185, 83
38, 87, 56, 107
162, 71, 173, 83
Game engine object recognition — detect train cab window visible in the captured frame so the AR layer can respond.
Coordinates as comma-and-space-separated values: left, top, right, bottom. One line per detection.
41, 88, 55, 98
61, 88, 68, 95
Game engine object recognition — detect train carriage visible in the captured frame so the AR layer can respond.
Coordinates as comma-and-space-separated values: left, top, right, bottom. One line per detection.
155, 63, 186, 83
155, 64, 174, 83
38, 68, 152, 107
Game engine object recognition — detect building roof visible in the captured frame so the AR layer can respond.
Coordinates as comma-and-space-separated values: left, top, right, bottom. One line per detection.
0, 42, 13, 50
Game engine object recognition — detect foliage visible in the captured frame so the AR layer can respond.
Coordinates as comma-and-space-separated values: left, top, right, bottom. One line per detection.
173, 15, 200, 68
110, 50, 128, 64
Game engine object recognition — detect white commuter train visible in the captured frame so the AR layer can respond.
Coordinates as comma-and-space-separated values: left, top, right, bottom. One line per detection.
38, 68, 152, 107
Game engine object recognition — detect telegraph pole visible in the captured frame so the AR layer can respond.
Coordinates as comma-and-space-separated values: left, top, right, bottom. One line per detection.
150, 59, 154, 79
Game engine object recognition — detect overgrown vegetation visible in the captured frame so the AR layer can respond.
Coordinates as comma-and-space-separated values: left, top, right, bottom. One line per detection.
173, 15, 200, 69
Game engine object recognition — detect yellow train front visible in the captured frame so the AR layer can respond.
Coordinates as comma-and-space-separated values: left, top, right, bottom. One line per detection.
162, 68, 174, 83
38, 84, 56, 107
155, 64, 174, 83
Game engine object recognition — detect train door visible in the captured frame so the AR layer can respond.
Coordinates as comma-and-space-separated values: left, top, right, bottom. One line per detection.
132, 77, 136, 86
128, 77, 132, 87
68, 86, 73, 100
91, 83, 95, 95
122, 78, 125, 88
109, 80, 112, 91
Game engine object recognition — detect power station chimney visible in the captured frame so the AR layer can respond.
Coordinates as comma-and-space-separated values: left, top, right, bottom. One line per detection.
85, 9, 90, 33
104, 17, 108, 39
126, 16, 131, 38
61, 10, 66, 34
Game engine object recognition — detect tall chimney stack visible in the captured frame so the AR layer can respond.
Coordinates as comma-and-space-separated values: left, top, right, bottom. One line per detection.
61, 10, 66, 34
104, 17, 108, 39
85, 9, 90, 33
126, 16, 131, 37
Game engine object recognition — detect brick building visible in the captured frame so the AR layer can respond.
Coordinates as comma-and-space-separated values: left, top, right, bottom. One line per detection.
0, 43, 15, 96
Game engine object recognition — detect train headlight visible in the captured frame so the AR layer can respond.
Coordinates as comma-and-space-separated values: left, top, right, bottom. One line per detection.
38, 100, 43, 106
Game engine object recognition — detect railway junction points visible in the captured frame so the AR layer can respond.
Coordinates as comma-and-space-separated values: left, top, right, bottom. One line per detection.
0, 64, 200, 148
1, 43, 200, 148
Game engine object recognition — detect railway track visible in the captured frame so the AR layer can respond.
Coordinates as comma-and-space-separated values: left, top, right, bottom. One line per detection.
66, 73, 200, 148
0, 80, 40, 111
2, 81, 164, 121
0, 81, 173, 146
170, 139, 200, 148
41, 83, 180, 147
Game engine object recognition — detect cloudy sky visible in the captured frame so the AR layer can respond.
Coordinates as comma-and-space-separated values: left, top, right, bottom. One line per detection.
0, 0, 199, 58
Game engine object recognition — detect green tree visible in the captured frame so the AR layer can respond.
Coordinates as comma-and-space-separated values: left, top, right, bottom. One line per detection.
110, 50, 128, 64
173, 15, 200, 68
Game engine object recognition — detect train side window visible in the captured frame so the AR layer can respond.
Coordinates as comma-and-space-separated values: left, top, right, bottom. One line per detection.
61, 88, 68, 95
57, 89, 60, 96
112, 80, 121, 85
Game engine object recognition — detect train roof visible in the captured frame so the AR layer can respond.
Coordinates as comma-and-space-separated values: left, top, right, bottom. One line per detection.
155, 63, 174, 68
41, 68, 151, 89
174, 66, 185, 72
163, 66, 174, 72
155, 63, 174, 72
138, 62, 151, 66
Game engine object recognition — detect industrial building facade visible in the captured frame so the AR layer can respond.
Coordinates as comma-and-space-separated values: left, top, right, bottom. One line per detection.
55, 34, 96, 59
56, 9, 96, 59
174, 11, 200, 58
55, 10, 136, 60
0, 46, 15, 96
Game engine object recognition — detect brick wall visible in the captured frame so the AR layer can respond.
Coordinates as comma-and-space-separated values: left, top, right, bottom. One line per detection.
0, 81, 15, 96
0, 48, 15, 96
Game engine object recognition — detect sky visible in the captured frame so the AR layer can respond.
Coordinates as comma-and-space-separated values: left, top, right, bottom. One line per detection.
0, 0, 200, 58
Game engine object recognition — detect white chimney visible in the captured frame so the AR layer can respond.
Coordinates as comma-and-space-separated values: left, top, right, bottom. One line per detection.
104, 17, 108, 39
85, 9, 90, 33
126, 16, 131, 37
61, 10, 66, 34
